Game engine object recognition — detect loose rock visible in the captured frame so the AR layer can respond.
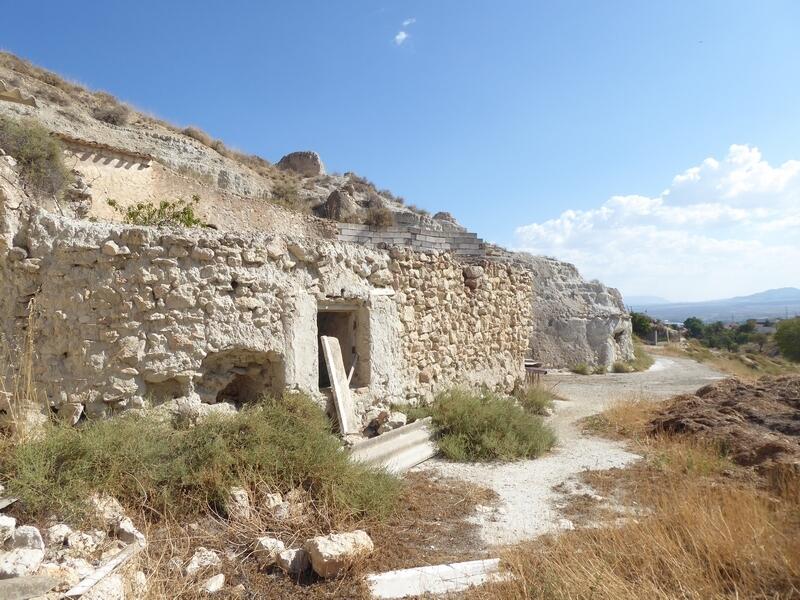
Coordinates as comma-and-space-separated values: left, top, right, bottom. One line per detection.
202, 573, 225, 593
254, 536, 285, 567
184, 547, 221, 577
304, 530, 374, 578
276, 547, 310, 575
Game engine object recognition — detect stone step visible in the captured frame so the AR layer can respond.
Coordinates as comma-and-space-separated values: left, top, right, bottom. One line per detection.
348, 417, 438, 474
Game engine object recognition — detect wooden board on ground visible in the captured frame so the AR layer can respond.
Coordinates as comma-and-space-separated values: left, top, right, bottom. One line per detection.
320, 335, 358, 435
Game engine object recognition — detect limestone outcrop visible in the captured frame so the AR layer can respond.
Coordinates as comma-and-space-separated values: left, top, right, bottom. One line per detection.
277, 151, 326, 177
519, 254, 634, 369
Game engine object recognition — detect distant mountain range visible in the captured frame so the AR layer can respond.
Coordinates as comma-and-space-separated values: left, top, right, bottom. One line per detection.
627, 287, 800, 323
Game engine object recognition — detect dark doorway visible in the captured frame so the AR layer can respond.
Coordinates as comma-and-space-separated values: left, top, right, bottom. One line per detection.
317, 305, 369, 388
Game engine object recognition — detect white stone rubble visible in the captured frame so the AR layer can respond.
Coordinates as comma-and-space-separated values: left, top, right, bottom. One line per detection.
304, 530, 374, 578
254, 536, 285, 567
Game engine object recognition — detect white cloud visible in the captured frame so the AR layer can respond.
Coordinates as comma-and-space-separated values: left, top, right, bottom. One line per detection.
514, 145, 800, 301
394, 17, 415, 45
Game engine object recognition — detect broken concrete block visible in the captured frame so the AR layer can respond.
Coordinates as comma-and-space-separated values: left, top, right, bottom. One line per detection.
304, 530, 374, 578
0, 575, 59, 599
254, 536, 285, 567
276, 548, 310, 575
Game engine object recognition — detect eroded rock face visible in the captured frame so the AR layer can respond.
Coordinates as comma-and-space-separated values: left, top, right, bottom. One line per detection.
277, 151, 326, 177
520, 255, 634, 368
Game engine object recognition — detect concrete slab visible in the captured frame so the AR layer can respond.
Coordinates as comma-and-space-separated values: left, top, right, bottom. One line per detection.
0, 576, 59, 600
367, 558, 504, 599
320, 335, 358, 435
349, 418, 438, 474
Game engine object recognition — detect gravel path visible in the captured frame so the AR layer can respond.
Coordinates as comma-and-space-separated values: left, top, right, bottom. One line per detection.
415, 355, 724, 548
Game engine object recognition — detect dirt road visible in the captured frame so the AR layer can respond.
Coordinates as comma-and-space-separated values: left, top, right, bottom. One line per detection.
415, 355, 724, 548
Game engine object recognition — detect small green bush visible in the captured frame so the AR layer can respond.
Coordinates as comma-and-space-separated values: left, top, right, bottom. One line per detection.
775, 318, 800, 362
106, 195, 206, 227
514, 385, 556, 416
426, 388, 556, 462
0, 116, 70, 196
631, 312, 653, 338
593, 365, 607, 375
0, 393, 400, 524
571, 364, 591, 375
269, 180, 303, 210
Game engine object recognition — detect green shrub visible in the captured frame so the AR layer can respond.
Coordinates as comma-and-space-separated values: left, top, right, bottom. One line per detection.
0, 116, 70, 196
364, 206, 395, 229
775, 318, 800, 362
426, 388, 556, 462
571, 364, 591, 375
593, 365, 607, 375
106, 195, 206, 227
631, 312, 653, 338
0, 393, 401, 524
515, 385, 556, 416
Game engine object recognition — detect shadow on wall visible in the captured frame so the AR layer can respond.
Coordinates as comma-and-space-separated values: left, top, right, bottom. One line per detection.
194, 349, 285, 406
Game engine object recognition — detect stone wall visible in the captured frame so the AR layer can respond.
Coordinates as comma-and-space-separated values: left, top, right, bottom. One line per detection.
337, 223, 485, 257
0, 159, 531, 426
391, 252, 531, 401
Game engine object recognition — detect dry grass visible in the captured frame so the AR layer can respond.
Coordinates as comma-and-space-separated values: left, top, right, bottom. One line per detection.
470, 396, 800, 600
363, 206, 394, 229
0, 299, 47, 442
471, 475, 800, 600
582, 394, 658, 439
654, 341, 800, 380
127, 472, 494, 598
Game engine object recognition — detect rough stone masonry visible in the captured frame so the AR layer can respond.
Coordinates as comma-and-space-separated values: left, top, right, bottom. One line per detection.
0, 157, 531, 425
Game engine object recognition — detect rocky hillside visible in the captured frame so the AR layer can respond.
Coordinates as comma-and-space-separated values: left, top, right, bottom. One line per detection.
0, 52, 455, 236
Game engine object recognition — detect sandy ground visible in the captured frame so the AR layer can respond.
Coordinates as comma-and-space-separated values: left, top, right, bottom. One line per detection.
415, 356, 724, 548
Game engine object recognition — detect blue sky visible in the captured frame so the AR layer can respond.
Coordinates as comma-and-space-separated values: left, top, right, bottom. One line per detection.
3, 1, 799, 300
